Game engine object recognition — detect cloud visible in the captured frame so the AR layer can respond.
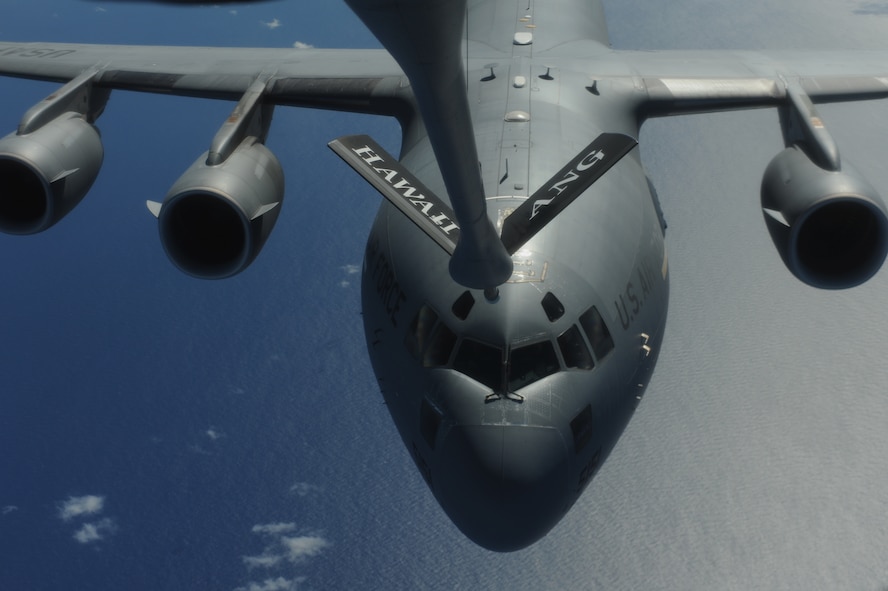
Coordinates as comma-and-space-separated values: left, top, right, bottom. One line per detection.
206, 427, 224, 441
288, 482, 323, 497
72, 518, 117, 544
262, 18, 281, 29
57, 494, 116, 544
292, 41, 313, 49
2, 505, 18, 515
233, 577, 305, 591
854, 1, 888, 15
242, 525, 330, 570
280, 536, 329, 563
252, 522, 297, 536
339, 264, 360, 287
58, 495, 105, 521
243, 554, 284, 569
188, 444, 213, 455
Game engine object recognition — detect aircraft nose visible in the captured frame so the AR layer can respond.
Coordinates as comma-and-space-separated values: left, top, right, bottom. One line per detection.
435, 424, 570, 552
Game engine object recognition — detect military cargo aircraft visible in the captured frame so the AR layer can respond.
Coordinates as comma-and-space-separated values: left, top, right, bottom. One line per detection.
2, 0, 887, 551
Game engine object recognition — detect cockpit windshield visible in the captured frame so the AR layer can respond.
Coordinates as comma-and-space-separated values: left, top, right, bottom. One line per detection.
405, 300, 615, 396
453, 339, 502, 390
452, 338, 560, 393
508, 341, 559, 391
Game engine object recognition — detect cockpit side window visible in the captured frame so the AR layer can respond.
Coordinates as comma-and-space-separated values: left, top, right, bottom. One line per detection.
509, 340, 560, 391
405, 305, 439, 361
570, 405, 594, 453
423, 323, 457, 367
453, 339, 503, 390
558, 325, 595, 369
580, 306, 615, 360
405, 304, 457, 367
420, 398, 443, 450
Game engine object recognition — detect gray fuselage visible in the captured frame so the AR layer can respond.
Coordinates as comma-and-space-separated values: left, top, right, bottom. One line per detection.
360, 0, 669, 551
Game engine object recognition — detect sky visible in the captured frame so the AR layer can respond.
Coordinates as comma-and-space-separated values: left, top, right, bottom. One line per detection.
3, 1, 888, 590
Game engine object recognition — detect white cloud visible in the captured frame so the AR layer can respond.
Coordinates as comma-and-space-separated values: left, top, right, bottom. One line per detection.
73, 523, 102, 544
72, 518, 116, 544
58, 495, 104, 521
281, 536, 330, 563
233, 577, 305, 591
94, 6, 107, 12
242, 525, 330, 571
243, 553, 283, 569
292, 41, 314, 49
252, 522, 297, 536
206, 427, 224, 441
339, 264, 360, 287
2, 505, 18, 515
288, 482, 323, 497
262, 18, 282, 30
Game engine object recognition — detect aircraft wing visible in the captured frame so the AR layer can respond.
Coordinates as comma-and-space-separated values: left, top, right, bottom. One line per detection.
6, 42, 887, 117
0, 40, 412, 272
0, 41, 408, 116
599, 49, 888, 117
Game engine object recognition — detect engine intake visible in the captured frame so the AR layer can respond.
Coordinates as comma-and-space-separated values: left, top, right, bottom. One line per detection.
761, 146, 888, 289
155, 138, 284, 279
0, 113, 103, 234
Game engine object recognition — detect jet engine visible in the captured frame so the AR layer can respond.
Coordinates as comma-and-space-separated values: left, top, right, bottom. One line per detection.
761, 146, 888, 289
152, 138, 284, 279
0, 112, 103, 235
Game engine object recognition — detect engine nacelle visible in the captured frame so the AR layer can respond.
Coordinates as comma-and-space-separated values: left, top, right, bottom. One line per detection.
155, 138, 284, 279
761, 146, 888, 289
0, 113, 103, 234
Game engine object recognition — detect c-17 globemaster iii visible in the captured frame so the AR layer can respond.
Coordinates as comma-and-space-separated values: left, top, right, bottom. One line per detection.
2, 0, 888, 551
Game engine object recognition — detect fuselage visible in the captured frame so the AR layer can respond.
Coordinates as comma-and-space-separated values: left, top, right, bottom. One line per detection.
360, 0, 669, 551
